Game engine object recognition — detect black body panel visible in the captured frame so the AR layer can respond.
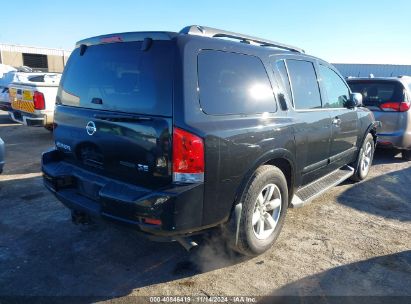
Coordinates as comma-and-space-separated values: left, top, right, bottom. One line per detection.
53, 106, 172, 189
43, 149, 204, 236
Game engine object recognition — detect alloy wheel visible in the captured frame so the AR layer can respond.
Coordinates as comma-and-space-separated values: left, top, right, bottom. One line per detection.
252, 184, 282, 240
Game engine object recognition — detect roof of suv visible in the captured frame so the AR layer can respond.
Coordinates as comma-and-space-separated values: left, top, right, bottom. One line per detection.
74, 25, 338, 75
73, 25, 339, 75
76, 25, 307, 55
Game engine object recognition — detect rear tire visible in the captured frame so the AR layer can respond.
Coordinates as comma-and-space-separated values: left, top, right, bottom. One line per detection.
44, 125, 53, 132
402, 150, 411, 161
351, 133, 374, 182
230, 165, 288, 256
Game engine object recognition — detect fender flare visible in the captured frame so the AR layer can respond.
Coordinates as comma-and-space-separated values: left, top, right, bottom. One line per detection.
234, 148, 296, 203
363, 121, 380, 144
353, 121, 380, 171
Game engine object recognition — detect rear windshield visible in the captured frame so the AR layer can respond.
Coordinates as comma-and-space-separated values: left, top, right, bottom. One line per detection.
348, 81, 405, 107
59, 40, 174, 116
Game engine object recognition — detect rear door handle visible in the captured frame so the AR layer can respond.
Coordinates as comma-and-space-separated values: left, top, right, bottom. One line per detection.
332, 117, 341, 125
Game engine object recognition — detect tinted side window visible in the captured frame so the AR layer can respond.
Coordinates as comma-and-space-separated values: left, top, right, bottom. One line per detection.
319, 65, 350, 108
286, 60, 322, 109
275, 60, 293, 106
198, 51, 276, 115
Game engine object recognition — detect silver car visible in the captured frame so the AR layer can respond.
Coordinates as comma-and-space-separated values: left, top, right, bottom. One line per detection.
348, 76, 411, 160
0, 137, 4, 173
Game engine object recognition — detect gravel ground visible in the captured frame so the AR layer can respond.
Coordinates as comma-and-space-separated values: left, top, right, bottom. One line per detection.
0, 110, 410, 302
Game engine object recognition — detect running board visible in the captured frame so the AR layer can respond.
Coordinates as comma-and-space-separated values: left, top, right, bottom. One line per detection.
291, 166, 354, 208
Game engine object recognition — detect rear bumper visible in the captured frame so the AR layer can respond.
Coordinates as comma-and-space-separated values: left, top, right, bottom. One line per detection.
377, 131, 411, 150
9, 110, 52, 127
42, 149, 206, 239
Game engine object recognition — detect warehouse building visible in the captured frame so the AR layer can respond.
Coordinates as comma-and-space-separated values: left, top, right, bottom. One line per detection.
0, 44, 71, 73
334, 63, 411, 78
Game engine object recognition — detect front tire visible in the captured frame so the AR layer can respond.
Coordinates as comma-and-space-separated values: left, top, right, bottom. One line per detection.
231, 165, 288, 256
351, 133, 374, 182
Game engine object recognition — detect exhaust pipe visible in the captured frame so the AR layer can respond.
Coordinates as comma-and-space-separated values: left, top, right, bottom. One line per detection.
175, 237, 198, 251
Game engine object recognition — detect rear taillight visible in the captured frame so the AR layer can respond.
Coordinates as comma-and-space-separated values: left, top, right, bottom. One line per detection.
380, 101, 410, 112
172, 127, 204, 183
33, 91, 45, 110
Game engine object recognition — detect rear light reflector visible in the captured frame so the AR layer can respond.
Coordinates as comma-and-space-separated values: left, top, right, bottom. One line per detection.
380, 101, 410, 112
33, 91, 45, 110
172, 127, 204, 183
143, 218, 162, 225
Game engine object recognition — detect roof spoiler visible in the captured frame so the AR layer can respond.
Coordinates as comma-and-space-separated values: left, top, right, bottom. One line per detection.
75, 31, 177, 48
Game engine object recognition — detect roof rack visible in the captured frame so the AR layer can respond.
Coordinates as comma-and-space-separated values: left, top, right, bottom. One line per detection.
180, 25, 305, 53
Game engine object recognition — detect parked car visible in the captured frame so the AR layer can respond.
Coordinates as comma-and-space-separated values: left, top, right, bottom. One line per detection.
347, 76, 411, 160
0, 70, 55, 112
8, 73, 61, 130
42, 26, 379, 256
0, 137, 4, 174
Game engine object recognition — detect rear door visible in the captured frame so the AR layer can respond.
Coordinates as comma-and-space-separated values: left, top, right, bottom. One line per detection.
318, 64, 358, 168
55, 39, 175, 189
276, 58, 332, 185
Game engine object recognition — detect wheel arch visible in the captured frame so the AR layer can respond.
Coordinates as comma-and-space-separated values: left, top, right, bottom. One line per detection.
232, 148, 296, 212
360, 121, 380, 147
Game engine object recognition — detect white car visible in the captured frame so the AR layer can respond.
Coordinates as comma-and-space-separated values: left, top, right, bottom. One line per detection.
8, 73, 61, 130
1, 69, 57, 111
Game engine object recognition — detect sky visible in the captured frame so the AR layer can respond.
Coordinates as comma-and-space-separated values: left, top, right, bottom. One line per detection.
1, 0, 410, 64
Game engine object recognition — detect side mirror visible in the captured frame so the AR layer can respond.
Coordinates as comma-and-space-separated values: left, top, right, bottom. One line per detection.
346, 93, 363, 108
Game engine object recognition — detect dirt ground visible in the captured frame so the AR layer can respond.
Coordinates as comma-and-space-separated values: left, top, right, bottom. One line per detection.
0, 110, 410, 301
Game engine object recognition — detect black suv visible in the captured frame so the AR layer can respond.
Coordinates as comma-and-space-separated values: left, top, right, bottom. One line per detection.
42, 26, 379, 256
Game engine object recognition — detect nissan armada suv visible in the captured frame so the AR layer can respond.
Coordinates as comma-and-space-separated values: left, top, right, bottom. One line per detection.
42, 26, 379, 256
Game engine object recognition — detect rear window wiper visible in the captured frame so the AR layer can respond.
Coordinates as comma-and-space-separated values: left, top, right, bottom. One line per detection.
93, 113, 153, 122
